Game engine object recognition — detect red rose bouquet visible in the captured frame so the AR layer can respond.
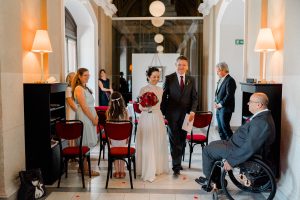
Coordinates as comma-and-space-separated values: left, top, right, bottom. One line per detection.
139, 92, 159, 112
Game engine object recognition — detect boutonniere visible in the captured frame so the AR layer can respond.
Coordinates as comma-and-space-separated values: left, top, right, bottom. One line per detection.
186, 80, 190, 86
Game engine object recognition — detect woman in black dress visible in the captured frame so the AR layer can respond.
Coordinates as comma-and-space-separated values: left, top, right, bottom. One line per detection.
98, 69, 113, 106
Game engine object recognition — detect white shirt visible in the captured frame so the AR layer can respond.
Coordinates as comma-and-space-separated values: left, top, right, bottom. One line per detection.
176, 72, 185, 85
250, 109, 269, 121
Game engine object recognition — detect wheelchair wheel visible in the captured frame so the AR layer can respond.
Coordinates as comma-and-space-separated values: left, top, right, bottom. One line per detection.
220, 158, 276, 200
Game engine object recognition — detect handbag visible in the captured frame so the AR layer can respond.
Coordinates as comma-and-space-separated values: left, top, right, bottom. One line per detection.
18, 168, 46, 200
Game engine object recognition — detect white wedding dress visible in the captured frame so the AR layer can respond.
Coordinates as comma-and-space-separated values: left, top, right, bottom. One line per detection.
136, 84, 169, 182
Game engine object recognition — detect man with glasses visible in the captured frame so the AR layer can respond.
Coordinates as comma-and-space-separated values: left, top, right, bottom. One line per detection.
195, 92, 275, 189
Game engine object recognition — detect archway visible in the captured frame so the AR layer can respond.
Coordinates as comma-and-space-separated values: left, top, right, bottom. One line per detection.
215, 0, 245, 127
65, 0, 98, 96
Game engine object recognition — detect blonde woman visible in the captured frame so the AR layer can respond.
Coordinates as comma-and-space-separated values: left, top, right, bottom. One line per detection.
65, 72, 77, 146
73, 68, 99, 176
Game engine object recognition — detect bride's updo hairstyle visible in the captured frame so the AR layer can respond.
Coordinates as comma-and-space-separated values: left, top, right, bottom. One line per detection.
146, 67, 159, 82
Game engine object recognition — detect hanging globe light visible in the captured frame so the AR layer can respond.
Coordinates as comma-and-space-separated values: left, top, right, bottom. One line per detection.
156, 45, 164, 52
151, 17, 164, 27
149, 1, 165, 17
154, 33, 164, 43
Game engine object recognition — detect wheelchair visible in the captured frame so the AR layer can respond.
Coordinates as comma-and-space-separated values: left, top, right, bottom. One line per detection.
203, 157, 276, 200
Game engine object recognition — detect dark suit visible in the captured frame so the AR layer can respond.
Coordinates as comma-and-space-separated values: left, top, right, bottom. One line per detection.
215, 74, 236, 140
161, 72, 198, 171
202, 110, 275, 178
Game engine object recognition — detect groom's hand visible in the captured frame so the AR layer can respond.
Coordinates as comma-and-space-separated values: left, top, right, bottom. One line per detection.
189, 112, 195, 122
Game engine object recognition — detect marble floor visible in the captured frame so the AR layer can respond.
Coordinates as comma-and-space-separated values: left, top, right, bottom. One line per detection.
45, 129, 274, 200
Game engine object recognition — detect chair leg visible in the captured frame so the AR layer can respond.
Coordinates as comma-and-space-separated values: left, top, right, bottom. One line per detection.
182, 142, 186, 161
106, 159, 112, 189
103, 142, 106, 159
189, 143, 193, 168
98, 142, 102, 166
57, 157, 63, 188
65, 158, 69, 178
87, 155, 91, 178
132, 156, 136, 179
79, 156, 85, 188
128, 159, 133, 189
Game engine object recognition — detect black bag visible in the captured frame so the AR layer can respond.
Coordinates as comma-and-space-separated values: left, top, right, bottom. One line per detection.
18, 169, 46, 200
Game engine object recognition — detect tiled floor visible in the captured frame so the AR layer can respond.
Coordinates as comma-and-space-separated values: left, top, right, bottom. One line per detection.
45, 129, 274, 200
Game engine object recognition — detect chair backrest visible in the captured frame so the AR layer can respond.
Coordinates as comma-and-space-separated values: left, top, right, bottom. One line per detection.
55, 120, 83, 141
96, 110, 107, 126
95, 106, 109, 112
193, 111, 213, 129
104, 120, 132, 141
133, 102, 142, 114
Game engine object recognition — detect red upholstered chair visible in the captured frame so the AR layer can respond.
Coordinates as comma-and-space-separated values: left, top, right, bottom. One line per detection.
186, 111, 213, 168
104, 120, 136, 189
132, 102, 141, 142
95, 106, 109, 112
55, 120, 91, 188
96, 109, 108, 166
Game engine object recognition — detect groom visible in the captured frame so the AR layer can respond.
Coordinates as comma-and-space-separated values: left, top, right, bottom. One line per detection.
161, 55, 198, 176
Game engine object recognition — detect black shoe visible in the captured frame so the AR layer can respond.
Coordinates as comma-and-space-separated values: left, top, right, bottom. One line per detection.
173, 170, 180, 176
195, 176, 208, 185
215, 179, 227, 189
180, 166, 183, 170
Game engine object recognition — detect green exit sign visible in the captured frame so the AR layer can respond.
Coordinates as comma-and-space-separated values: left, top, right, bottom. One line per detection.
235, 39, 244, 45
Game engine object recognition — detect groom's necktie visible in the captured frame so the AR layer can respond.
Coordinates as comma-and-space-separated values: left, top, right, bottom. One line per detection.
180, 76, 184, 92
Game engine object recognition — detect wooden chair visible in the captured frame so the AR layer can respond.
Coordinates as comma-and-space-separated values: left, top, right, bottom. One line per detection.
186, 111, 213, 168
104, 120, 136, 189
96, 109, 108, 166
55, 120, 91, 188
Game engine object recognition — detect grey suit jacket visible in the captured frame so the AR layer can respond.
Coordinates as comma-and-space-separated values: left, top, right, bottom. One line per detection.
226, 110, 275, 166
161, 72, 198, 121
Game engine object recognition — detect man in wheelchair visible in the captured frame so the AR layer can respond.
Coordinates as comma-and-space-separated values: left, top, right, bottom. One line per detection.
195, 92, 275, 190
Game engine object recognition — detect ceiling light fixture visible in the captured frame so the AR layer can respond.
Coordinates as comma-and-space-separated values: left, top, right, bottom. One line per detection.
149, 1, 165, 17
151, 17, 164, 27
156, 45, 164, 52
154, 33, 164, 43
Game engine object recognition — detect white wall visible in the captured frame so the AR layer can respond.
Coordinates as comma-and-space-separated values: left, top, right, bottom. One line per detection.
132, 53, 179, 100
274, 0, 300, 199
216, 0, 244, 126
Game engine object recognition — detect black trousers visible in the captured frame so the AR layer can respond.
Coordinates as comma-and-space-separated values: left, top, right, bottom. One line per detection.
167, 116, 186, 171
216, 108, 233, 140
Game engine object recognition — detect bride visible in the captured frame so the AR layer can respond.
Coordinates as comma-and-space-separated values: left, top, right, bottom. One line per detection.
136, 67, 169, 182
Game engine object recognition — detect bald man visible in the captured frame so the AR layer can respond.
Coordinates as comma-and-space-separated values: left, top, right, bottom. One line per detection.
195, 92, 275, 189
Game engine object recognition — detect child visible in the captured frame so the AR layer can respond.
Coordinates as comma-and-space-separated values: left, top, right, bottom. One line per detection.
106, 92, 129, 178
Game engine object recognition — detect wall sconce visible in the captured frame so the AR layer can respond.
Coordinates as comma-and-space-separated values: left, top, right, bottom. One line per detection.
149, 1, 165, 17
32, 30, 52, 82
254, 28, 276, 83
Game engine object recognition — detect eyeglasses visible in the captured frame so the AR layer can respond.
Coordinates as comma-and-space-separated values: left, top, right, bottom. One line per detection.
248, 100, 260, 104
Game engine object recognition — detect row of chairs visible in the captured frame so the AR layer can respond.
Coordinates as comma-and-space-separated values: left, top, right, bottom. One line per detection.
55, 103, 214, 189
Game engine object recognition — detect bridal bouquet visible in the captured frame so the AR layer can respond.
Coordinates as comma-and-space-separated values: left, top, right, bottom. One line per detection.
139, 92, 159, 113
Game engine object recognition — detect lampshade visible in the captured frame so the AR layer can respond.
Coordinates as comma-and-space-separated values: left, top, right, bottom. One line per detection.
154, 33, 164, 43
32, 30, 52, 53
151, 17, 164, 27
156, 45, 164, 52
254, 28, 276, 52
149, 1, 165, 17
